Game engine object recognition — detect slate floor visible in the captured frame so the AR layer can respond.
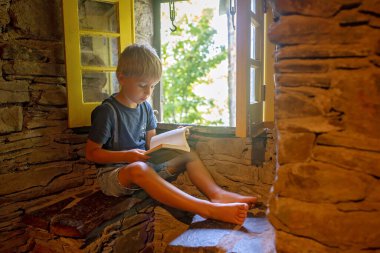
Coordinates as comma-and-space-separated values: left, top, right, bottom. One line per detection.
166, 213, 275, 253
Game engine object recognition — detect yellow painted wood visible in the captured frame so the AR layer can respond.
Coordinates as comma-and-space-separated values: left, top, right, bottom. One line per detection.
63, 0, 135, 128
82, 66, 117, 72
79, 30, 121, 37
119, 0, 135, 52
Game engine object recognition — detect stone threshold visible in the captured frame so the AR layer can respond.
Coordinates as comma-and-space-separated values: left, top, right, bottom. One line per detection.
166, 211, 275, 253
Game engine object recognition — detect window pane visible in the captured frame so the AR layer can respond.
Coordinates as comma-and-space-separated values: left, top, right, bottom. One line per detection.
82, 71, 118, 103
160, 0, 232, 126
80, 36, 119, 67
250, 67, 256, 104
78, 0, 118, 32
251, 25, 256, 59
251, 0, 256, 14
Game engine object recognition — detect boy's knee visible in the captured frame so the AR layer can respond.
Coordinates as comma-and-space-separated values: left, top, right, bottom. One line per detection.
121, 162, 152, 181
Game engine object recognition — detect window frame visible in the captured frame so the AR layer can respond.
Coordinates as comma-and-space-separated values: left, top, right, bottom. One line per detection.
152, 0, 267, 137
62, 0, 135, 128
236, 0, 265, 137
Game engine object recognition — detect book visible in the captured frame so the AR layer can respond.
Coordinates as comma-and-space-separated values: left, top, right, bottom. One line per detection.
145, 127, 191, 164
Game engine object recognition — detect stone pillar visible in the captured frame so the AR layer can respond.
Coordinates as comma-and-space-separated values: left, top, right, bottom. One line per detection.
268, 0, 380, 252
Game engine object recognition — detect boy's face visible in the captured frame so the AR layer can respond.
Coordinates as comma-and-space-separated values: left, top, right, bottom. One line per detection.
118, 74, 159, 107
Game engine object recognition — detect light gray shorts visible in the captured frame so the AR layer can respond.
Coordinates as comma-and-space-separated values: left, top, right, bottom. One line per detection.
97, 162, 173, 197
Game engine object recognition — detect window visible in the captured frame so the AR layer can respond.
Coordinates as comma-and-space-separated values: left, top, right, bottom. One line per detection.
62, 0, 134, 128
236, 0, 265, 137
153, 0, 269, 137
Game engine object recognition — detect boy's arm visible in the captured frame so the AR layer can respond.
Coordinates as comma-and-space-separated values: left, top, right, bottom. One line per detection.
85, 139, 150, 164
145, 129, 156, 150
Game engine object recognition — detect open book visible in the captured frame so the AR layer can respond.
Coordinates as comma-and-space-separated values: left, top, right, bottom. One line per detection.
145, 127, 191, 164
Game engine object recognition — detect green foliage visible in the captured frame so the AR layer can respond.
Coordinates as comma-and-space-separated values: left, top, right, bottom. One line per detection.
162, 8, 227, 125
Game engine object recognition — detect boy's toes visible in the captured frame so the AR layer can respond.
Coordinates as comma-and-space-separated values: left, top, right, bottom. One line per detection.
239, 203, 249, 210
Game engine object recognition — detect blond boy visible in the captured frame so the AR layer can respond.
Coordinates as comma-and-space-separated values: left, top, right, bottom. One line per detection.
86, 43, 256, 225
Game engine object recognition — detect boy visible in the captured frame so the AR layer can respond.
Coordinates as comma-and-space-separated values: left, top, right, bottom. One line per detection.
86, 43, 257, 225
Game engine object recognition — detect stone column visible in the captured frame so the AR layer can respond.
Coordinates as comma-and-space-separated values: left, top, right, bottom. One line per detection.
267, 0, 380, 252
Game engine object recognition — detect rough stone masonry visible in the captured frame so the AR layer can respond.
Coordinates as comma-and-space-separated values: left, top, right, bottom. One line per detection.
268, 0, 380, 252
0, 0, 275, 252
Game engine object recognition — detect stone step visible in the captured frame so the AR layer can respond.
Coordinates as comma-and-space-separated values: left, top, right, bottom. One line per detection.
166, 214, 275, 253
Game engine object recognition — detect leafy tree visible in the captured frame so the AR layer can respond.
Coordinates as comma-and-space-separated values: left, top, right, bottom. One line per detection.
162, 8, 227, 125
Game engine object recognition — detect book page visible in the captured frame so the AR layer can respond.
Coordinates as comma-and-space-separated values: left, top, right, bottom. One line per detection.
149, 127, 190, 152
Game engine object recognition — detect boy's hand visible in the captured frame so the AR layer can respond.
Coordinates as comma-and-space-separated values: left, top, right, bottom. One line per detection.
126, 149, 150, 163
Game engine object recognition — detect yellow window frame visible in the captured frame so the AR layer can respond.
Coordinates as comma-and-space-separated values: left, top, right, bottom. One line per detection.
62, 0, 135, 128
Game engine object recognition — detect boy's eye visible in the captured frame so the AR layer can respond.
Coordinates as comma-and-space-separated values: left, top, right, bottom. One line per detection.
138, 83, 156, 89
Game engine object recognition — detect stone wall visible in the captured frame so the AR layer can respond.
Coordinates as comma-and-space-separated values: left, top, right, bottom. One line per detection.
268, 0, 380, 252
0, 0, 275, 252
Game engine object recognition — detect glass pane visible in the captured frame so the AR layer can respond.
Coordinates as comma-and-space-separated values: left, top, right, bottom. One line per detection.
251, 25, 256, 59
80, 36, 119, 67
82, 71, 118, 103
251, 0, 256, 13
250, 67, 256, 104
78, 0, 118, 32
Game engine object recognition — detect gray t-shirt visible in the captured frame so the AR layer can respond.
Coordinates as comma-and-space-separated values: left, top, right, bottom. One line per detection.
88, 95, 157, 151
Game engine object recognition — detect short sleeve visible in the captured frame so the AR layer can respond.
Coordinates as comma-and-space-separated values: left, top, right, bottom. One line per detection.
145, 102, 157, 131
88, 104, 113, 145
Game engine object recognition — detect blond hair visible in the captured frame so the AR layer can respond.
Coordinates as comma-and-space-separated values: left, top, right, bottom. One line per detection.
116, 43, 162, 81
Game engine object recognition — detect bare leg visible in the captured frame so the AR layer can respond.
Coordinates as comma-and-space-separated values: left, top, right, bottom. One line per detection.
118, 162, 248, 225
168, 152, 257, 206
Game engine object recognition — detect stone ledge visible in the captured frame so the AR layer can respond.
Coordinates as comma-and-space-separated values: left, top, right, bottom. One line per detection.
166, 213, 275, 253
22, 190, 150, 244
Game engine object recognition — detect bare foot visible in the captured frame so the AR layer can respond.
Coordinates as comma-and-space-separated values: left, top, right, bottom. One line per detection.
210, 189, 257, 208
201, 202, 248, 225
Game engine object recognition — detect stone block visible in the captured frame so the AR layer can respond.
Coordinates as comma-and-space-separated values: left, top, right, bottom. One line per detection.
277, 132, 315, 164
276, 44, 371, 60
3, 61, 65, 77
313, 145, 380, 177
359, 0, 380, 15
369, 16, 380, 28
33, 77, 66, 84
0, 0, 10, 29
275, 94, 324, 119
23, 197, 75, 231
276, 116, 342, 133
0, 161, 72, 196
212, 161, 259, 185
275, 162, 375, 203
0, 106, 23, 134
332, 58, 371, 70
268, 197, 380, 248
276, 231, 342, 253
336, 9, 370, 26
331, 71, 380, 138
2, 169, 85, 203
317, 131, 380, 152
9, 0, 63, 40
275, 60, 328, 73
210, 138, 245, 159
135, 0, 153, 43
270, 0, 341, 17
0, 80, 30, 103
268, 15, 371, 45
0, 43, 47, 61
275, 73, 331, 88
8, 143, 72, 166
37, 85, 66, 106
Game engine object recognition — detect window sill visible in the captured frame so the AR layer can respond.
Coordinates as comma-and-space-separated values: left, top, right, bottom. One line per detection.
156, 123, 236, 137
157, 121, 274, 138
